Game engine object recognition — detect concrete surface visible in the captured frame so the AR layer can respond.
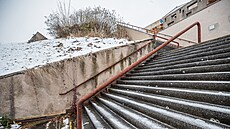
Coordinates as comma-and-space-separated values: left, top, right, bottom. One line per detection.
0, 39, 155, 119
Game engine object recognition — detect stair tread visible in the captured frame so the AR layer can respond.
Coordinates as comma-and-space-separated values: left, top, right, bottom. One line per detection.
84, 104, 112, 129
108, 88, 230, 124
135, 58, 230, 73
138, 52, 230, 69
124, 72, 230, 81
118, 80, 230, 84
128, 63, 230, 76
155, 41, 230, 59
103, 93, 230, 128
97, 96, 174, 129
157, 37, 230, 57
90, 100, 136, 129
146, 47, 230, 65
110, 85, 230, 106
112, 84, 230, 97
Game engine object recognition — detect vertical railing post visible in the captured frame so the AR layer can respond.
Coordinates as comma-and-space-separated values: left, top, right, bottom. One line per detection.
77, 105, 82, 129
197, 22, 201, 43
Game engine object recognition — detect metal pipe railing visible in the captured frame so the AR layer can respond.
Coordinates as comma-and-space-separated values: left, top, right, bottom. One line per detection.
117, 22, 149, 33
155, 35, 180, 47
158, 32, 197, 44
118, 22, 180, 47
76, 22, 201, 129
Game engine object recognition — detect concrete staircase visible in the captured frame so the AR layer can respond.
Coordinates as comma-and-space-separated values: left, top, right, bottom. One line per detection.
81, 36, 230, 129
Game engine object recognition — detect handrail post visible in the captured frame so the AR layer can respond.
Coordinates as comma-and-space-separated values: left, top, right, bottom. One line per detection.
197, 22, 201, 43
77, 105, 82, 129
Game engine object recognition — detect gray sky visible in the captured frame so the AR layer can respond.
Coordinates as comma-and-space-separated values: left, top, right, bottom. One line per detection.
0, 0, 190, 43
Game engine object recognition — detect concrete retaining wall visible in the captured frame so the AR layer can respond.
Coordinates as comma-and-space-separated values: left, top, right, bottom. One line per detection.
0, 39, 155, 119
124, 26, 153, 41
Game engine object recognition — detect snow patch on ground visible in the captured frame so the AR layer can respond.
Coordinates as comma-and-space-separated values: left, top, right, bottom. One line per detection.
10, 123, 21, 129
0, 37, 132, 76
61, 118, 69, 129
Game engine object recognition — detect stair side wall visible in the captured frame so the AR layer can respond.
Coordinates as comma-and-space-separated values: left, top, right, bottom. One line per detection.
0, 40, 155, 119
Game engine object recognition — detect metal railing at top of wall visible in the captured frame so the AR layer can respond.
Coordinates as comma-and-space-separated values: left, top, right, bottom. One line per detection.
117, 22, 149, 34
118, 22, 180, 47
76, 22, 201, 129
118, 21, 199, 45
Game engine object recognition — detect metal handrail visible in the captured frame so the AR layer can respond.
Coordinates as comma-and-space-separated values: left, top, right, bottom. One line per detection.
155, 35, 180, 47
59, 38, 154, 95
117, 22, 149, 33
118, 22, 180, 47
76, 22, 201, 129
158, 32, 197, 44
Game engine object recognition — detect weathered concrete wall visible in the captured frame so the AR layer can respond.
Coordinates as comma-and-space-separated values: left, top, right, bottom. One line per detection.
0, 39, 155, 119
160, 0, 230, 43
124, 26, 153, 41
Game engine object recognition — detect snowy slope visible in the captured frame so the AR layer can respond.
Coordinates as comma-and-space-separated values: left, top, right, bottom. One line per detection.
0, 37, 132, 76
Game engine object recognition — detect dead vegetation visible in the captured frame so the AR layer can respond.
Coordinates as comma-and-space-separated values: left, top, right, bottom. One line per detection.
45, 2, 128, 39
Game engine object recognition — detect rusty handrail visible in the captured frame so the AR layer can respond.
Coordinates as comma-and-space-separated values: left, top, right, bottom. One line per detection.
155, 35, 180, 47
158, 32, 197, 44
76, 22, 201, 129
59, 38, 154, 95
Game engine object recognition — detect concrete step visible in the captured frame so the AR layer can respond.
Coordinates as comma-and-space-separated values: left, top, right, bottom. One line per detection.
108, 88, 230, 125
90, 100, 136, 129
116, 80, 230, 92
110, 85, 230, 106
122, 72, 230, 81
155, 41, 176, 53
156, 40, 230, 59
102, 93, 230, 128
82, 107, 95, 129
96, 96, 175, 129
84, 104, 112, 129
128, 63, 230, 76
134, 58, 230, 73
146, 46, 230, 65
137, 51, 230, 70
158, 36, 230, 57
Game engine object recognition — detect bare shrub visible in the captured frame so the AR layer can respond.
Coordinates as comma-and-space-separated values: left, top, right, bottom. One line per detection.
45, 4, 128, 39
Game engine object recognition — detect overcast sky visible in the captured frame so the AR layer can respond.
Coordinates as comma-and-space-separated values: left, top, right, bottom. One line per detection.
0, 0, 190, 43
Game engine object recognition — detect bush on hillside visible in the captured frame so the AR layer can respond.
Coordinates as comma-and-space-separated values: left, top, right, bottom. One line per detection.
45, 6, 128, 39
